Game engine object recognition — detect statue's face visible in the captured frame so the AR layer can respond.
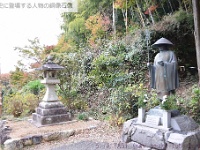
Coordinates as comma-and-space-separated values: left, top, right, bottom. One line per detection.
158, 44, 169, 51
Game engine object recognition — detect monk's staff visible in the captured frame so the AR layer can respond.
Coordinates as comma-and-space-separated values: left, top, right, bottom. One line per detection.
145, 29, 150, 63
145, 29, 154, 89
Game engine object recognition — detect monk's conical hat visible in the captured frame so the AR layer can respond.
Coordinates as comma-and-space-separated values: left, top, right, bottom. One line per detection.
152, 37, 173, 47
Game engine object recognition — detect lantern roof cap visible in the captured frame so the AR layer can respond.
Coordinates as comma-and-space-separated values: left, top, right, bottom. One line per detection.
36, 56, 64, 71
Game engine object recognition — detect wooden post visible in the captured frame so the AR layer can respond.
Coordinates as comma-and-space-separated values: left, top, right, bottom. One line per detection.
192, 0, 200, 85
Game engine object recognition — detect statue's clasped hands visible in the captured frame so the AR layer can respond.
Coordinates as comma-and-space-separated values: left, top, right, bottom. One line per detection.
158, 61, 164, 66
147, 62, 151, 67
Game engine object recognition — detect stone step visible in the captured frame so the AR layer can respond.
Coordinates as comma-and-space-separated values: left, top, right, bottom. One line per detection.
32, 113, 72, 127
36, 107, 68, 116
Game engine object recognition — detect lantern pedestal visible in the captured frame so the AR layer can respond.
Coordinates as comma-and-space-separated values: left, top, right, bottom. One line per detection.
32, 94, 72, 127
32, 79, 72, 127
32, 101, 72, 127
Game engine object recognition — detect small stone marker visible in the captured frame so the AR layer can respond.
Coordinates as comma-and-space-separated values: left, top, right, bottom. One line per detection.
167, 133, 186, 144
145, 115, 161, 126
137, 108, 145, 123
162, 111, 171, 128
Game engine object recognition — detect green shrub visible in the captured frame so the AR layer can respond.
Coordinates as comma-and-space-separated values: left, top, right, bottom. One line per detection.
145, 90, 160, 110
3, 92, 39, 117
137, 92, 148, 108
104, 84, 148, 126
59, 89, 88, 112
72, 99, 88, 111
160, 95, 178, 110
77, 112, 89, 121
187, 85, 200, 123
89, 39, 148, 88
173, 84, 200, 123
89, 54, 125, 88
23, 80, 45, 95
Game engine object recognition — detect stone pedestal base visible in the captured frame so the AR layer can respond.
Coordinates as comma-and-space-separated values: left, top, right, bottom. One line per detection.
32, 101, 72, 127
122, 117, 200, 150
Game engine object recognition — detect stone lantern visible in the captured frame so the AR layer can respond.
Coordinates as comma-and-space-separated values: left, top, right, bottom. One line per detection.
32, 56, 72, 127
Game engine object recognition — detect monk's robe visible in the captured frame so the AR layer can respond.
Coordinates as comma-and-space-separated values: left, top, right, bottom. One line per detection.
149, 50, 179, 100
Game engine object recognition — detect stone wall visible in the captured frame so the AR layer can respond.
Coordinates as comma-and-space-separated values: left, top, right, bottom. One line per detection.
0, 120, 10, 145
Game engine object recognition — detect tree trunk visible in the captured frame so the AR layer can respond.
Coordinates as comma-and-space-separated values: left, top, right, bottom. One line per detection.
113, 1, 116, 39
136, 0, 145, 28
144, 0, 155, 25
125, 0, 128, 36
192, 0, 200, 85
148, 8, 155, 25
183, 0, 188, 13
161, 3, 166, 15
168, 0, 174, 12
130, 7, 134, 20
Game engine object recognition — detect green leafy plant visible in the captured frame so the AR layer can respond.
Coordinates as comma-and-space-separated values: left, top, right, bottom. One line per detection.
102, 84, 148, 126
23, 80, 45, 95
72, 99, 88, 111
174, 84, 200, 123
3, 93, 24, 117
137, 92, 148, 108
188, 85, 200, 123
3, 92, 39, 117
160, 95, 178, 110
146, 90, 160, 110
77, 112, 89, 121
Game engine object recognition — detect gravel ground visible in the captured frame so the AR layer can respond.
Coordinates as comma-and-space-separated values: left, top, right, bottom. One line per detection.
24, 122, 122, 150
6, 118, 100, 139
50, 141, 138, 150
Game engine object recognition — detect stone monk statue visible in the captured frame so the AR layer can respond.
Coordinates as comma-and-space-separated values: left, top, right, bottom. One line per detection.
148, 37, 179, 100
